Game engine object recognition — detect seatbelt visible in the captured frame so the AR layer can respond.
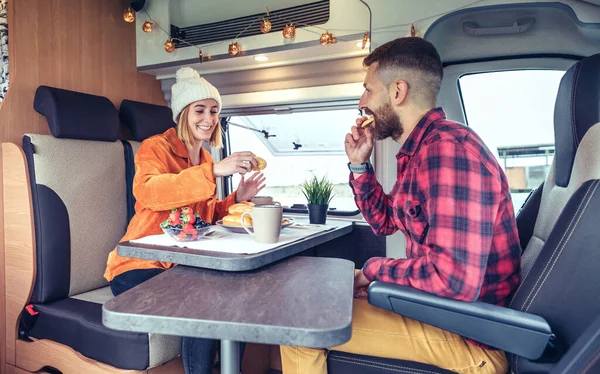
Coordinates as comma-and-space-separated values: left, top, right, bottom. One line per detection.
19, 304, 39, 339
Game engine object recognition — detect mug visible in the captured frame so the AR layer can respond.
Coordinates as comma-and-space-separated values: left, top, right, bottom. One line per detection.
251, 196, 281, 206
241, 204, 283, 244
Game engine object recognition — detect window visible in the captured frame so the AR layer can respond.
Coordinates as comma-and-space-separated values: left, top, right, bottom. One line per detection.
226, 109, 361, 213
459, 69, 564, 210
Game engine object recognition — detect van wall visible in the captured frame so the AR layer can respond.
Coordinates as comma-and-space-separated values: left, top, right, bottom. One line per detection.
0, 0, 165, 146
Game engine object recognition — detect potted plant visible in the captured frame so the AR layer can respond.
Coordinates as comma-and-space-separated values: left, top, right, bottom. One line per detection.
300, 174, 335, 224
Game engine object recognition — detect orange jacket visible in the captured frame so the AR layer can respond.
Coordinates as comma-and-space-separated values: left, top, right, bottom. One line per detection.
104, 128, 236, 281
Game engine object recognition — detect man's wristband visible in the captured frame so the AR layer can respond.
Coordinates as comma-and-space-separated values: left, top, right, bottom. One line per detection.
347, 162, 372, 174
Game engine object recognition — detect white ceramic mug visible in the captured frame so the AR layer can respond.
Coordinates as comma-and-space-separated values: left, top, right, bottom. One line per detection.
250, 196, 281, 206
241, 204, 283, 244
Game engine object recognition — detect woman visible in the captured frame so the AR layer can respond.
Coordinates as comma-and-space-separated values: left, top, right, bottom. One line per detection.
104, 67, 264, 373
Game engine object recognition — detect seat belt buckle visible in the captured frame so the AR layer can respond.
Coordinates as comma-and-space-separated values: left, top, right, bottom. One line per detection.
25, 304, 38, 316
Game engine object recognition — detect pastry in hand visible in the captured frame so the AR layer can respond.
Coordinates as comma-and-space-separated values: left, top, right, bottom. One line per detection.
361, 117, 375, 128
252, 156, 267, 171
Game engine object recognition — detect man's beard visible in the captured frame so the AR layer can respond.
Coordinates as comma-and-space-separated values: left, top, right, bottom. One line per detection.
367, 102, 403, 141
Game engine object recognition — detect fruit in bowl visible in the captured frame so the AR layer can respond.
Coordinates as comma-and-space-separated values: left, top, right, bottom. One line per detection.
160, 206, 212, 241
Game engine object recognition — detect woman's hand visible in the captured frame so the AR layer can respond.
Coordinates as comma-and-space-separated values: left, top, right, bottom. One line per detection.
235, 172, 266, 202
213, 152, 258, 177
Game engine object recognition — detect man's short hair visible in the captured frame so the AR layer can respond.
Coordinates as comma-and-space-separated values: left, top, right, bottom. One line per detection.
364, 37, 443, 107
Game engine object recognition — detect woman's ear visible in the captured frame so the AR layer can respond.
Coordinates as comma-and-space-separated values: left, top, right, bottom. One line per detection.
389, 80, 408, 107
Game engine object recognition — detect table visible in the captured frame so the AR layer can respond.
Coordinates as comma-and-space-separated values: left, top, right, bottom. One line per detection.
117, 219, 353, 271
102, 256, 355, 374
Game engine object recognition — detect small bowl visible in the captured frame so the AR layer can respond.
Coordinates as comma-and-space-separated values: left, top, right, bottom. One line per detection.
162, 225, 213, 242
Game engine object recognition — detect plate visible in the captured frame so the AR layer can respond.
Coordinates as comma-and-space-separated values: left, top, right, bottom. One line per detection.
216, 217, 295, 234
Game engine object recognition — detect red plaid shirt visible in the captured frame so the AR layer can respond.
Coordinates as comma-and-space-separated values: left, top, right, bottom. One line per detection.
351, 108, 521, 307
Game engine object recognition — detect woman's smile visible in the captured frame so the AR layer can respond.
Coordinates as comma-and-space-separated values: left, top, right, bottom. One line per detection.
195, 122, 213, 132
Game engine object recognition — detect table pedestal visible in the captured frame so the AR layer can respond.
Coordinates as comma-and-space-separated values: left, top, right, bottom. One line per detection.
220, 339, 240, 374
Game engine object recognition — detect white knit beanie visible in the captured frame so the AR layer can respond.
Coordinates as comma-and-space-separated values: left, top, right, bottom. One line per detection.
170, 67, 222, 123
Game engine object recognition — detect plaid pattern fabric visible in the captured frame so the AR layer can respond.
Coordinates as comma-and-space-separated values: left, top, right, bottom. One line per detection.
351, 108, 521, 307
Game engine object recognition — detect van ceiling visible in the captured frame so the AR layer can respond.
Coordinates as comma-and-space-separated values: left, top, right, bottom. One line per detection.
425, 2, 600, 64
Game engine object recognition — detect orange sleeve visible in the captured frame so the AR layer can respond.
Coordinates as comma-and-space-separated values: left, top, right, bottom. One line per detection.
133, 139, 218, 212
214, 192, 237, 222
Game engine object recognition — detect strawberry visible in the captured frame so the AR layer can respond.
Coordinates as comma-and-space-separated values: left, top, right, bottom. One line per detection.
181, 206, 193, 215
183, 223, 196, 235
182, 213, 196, 225
176, 231, 187, 240
169, 210, 181, 225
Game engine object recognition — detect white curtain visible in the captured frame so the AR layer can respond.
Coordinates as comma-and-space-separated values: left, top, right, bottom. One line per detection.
0, 0, 8, 102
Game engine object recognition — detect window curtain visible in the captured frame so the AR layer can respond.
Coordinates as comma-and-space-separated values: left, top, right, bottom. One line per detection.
0, 0, 8, 102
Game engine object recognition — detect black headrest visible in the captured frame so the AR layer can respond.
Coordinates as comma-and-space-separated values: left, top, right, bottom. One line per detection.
119, 100, 174, 142
33, 86, 119, 142
554, 54, 600, 187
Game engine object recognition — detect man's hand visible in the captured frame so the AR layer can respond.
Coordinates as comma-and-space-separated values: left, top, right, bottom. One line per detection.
345, 116, 374, 165
354, 270, 371, 299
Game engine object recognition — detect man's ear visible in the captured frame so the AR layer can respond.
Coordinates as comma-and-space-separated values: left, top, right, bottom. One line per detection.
389, 79, 408, 107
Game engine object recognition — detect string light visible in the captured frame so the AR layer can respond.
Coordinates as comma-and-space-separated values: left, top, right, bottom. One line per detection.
228, 42, 241, 56
130, 1, 486, 57
142, 21, 153, 33
164, 40, 175, 53
361, 32, 369, 49
123, 7, 135, 23
260, 7, 272, 33
319, 31, 336, 46
283, 24, 296, 39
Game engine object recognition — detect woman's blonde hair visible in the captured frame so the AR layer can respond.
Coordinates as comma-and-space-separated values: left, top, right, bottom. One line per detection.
176, 105, 223, 148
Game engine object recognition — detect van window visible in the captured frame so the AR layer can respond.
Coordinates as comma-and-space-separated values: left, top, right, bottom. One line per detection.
458, 70, 564, 210
226, 109, 360, 213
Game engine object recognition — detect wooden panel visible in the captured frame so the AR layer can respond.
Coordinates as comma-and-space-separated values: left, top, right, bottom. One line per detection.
0, 0, 165, 146
17, 339, 144, 374
0, 1, 15, 369
2, 143, 36, 366
0, 1, 165, 371
5, 363, 32, 374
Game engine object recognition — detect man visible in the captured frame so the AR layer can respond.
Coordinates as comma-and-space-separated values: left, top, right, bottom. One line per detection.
280, 37, 521, 373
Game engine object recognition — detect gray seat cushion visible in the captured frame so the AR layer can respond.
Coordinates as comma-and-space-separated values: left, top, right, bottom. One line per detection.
29, 286, 180, 370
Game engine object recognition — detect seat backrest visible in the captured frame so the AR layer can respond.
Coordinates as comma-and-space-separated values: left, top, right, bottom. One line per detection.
119, 99, 174, 143
550, 313, 600, 374
119, 99, 174, 222
24, 86, 127, 303
508, 54, 600, 372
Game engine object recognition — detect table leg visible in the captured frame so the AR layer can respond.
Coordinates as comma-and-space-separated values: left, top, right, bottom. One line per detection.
220, 339, 240, 374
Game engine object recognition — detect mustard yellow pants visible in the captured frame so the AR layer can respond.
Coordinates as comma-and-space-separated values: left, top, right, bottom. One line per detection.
280, 299, 508, 374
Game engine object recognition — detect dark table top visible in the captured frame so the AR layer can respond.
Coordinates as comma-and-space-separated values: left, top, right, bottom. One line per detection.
102, 256, 355, 347
117, 219, 353, 271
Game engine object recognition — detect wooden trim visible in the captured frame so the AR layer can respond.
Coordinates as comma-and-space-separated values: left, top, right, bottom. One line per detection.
3, 143, 36, 366
0, 1, 16, 369
5, 363, 31, 374
16, 339, 183, 374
